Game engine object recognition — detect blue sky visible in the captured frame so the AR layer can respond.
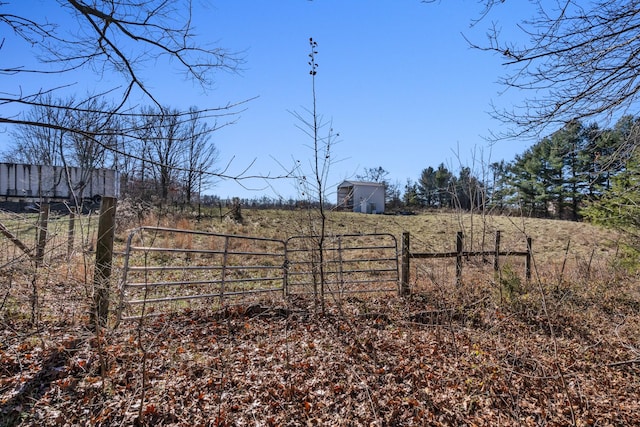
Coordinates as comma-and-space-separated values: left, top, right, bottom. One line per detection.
1, 0, 539, 200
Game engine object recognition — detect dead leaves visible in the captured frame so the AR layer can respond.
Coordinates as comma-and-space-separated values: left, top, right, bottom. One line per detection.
1, 295, 640, 426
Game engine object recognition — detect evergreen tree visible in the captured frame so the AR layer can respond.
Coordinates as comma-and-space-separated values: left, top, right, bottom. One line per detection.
453, 167, 484, 211
403, 179, 421, 207
434, 163, 454, 208
584, 152, 640, 242
488, 160, 510, 211
417, 167, 437, 207
508, 145, 551, 217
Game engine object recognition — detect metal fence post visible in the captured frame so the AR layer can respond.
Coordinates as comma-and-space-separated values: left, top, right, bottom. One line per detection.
401, 232, 410, 296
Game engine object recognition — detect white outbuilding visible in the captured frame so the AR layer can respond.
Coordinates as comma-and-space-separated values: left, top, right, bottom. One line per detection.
336, 180, 385, 214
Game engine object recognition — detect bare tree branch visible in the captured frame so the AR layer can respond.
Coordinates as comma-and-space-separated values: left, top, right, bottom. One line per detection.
468, 0, 640, 139
1, 0, 245, 145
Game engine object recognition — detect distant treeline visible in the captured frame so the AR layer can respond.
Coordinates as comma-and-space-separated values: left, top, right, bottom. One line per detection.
197, 195, 336, 211
8, 93, 635, 222
133, 115, 640, 223
199, 116, 639, 220
403, 116, 640, 221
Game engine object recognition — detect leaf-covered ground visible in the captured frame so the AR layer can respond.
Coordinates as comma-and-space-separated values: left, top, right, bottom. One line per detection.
2, 282, 640, 426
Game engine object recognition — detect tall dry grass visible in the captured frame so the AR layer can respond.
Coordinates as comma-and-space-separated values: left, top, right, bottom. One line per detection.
0, 207, 629, 327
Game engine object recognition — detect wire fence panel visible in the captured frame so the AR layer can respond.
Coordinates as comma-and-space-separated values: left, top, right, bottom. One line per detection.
117, 227, 287, 322
0, 208, 95, 267
0, 207, 100, 323
285, 233, 400, 297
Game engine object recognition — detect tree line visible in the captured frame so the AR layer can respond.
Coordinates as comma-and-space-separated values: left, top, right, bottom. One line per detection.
5, 95, 637, 226
400, 115, 640, 221
2, 95, 223, 205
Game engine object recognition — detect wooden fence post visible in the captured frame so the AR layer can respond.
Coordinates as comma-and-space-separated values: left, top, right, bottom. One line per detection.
456, 231, 463, 284
401, 231, 410, 296
92, 197, 117, 327
494, 230, 501, 272
67, 207, 77, 260
35, 203, 50, 268
525, 237, 532, 281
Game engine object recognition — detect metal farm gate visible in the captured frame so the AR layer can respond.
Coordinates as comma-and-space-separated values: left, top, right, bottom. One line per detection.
117, 228, 400, 321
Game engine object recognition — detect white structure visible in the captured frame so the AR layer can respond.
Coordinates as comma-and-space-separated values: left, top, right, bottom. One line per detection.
0, 163, 120, 202
337, 180, 385, 214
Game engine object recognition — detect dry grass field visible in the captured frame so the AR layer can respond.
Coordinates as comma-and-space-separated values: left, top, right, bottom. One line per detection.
1, 207, 639, 426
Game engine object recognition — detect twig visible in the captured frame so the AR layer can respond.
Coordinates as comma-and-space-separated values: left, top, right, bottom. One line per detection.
557, 238, 570, 290
607, 359, 640, 367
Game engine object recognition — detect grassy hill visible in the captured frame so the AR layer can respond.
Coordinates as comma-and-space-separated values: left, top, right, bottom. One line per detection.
1, 208, 638, 425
